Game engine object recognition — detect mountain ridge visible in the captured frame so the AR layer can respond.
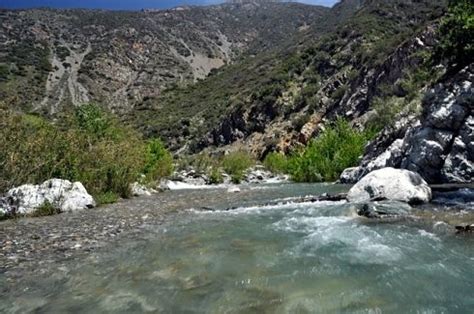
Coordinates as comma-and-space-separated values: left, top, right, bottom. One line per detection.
0, 1, 329, 113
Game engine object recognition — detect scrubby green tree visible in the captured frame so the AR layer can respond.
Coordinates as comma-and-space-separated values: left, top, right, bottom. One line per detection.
0, 104, 174, 205
221, 151, 255, 184
143, 139, 174, 181
434, 0, 474, 67
287, 119, 370, 182
263, 152, 288, 174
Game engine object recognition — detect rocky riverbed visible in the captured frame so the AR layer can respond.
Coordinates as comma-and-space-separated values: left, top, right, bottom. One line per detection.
0, 189, 229, 279
0, 184, 313, 282
2, 180, 472, 281
1, 182, 473, 313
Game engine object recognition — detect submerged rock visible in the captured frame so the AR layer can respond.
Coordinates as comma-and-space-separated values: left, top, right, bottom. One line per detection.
347, 168, 432, 204
6, 179, 95, 215
432, 188, 474, 206
227, 186, 241, 193
355, 201, 413, 219
170, 169, 209, 186
455, 224, 474, 234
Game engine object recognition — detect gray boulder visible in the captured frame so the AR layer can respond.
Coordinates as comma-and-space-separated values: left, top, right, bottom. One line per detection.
441, 115, 474, 182
347, 168, 432, 204
6, 179, 96, 215
354, 200, 413, 219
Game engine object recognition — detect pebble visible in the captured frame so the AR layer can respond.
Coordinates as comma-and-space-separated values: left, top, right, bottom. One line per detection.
0, 189, 226, 281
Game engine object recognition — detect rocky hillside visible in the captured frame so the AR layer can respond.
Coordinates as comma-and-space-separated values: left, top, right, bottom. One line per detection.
2, 0, 471, 186
342, 64, 473, 184
131, 0, 447, 154
0, 2, 328, 113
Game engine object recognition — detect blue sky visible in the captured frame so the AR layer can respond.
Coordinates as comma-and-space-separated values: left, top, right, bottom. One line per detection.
1, 0, 339, 10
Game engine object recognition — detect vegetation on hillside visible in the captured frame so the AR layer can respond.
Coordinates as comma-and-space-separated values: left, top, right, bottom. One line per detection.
434, 0, 473, 68
132, 0, 446, 154
0, 104, 172, 203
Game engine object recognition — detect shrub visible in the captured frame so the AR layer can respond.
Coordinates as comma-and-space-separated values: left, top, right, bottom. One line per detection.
208, 167, 224, 184
263, 152, 288, 174
0, 104, 173, 201
95, 191, 119, 205
331, 84, 348, 101
221, 151, 255, 184
74, 103, 111, 138
434, 0, 474, 67
143, 139, 174, 182
287, 119, 370, 182
365, 96, 405, 131
177, 153, 217, 174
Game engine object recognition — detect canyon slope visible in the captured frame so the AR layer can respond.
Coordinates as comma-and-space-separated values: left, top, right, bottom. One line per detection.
3, 0, 472, 185
0, 1, 328, 113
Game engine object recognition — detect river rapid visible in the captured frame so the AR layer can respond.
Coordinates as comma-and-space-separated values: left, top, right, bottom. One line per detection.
1, 183, 473, 313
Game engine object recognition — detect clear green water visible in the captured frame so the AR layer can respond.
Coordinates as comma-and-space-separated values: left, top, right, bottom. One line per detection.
2, 184, 474, 313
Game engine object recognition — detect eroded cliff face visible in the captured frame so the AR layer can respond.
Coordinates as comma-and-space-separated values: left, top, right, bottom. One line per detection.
341, 65, 473, 184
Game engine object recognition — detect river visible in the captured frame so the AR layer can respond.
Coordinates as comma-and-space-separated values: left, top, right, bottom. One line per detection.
1, 183, 473, 313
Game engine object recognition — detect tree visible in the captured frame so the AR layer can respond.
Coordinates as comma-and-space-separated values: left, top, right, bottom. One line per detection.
434, 0, 474, 67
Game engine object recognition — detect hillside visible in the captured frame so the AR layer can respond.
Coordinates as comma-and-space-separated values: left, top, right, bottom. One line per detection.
130, 0, 448, 155
0, 2, 328, 113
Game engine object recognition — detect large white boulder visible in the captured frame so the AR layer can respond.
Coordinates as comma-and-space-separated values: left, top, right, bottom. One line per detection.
7, 179, 96, 215
347, 168, 432, 204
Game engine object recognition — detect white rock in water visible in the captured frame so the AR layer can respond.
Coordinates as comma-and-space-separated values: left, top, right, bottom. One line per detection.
347, 168, 432, 204
7, 179, 96, 214
130, 182, 153, 196
227, 186, 241, 193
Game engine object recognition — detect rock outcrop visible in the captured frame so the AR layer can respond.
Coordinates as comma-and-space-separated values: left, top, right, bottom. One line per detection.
347, 168, 432, 204
341, 65, 474, 184
4, 179, 95, 216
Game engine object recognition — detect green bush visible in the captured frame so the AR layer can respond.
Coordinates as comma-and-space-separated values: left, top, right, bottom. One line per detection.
177, 153, 217, 174
365, 97, 405, 131
287, 119, 370, 182
0, 104, 173, 202
434, 0, 474, 67
208, 167, 224, 184
221, 151, 255, 184
263, 152, 288, 174
95, 191, 119, 205
143, 139, 174, 182
74, 103, 111, 138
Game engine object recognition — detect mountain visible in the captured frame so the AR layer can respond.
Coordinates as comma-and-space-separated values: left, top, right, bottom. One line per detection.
0, 0, 455, 159
128, 0, 447, 155
0, 2, 328, 113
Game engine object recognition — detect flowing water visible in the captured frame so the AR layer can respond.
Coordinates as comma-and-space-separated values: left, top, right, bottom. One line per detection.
1, 183, 473, 313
